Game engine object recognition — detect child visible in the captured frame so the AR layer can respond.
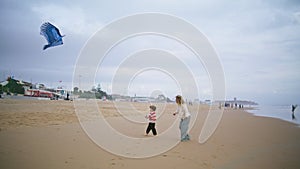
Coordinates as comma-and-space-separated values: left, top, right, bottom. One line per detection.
145, 105, 157, 136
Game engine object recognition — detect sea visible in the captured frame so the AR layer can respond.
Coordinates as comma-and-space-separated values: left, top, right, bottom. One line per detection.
246, 104, 300, 126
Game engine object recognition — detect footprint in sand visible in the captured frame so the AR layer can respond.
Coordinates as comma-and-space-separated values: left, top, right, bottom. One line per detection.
109, 158, 124, 168
64, 157, 74, 165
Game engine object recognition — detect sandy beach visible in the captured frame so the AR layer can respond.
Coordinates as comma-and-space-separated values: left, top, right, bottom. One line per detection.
0, 99, 300, 169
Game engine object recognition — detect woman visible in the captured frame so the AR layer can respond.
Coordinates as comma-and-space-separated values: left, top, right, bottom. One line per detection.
173, 95, 191, 141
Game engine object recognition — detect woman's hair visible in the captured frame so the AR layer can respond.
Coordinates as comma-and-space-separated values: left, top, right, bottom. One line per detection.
176, 95, 184, 105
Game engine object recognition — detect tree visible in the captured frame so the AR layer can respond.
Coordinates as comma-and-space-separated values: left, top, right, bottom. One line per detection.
5, 77, 24, 94
96, 84, 101, 93
0, 84, 3, 94
78, 91, 96, 99
77, 83, 112, 100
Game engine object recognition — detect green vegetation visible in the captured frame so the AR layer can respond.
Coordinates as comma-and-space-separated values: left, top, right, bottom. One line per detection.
73, 85, 112, 100
2, 77, 24, 95
0, 84, 3, 94
1, 77, 112, 100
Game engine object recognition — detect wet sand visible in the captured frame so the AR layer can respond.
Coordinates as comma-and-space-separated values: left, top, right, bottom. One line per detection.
0, 99, 300, 169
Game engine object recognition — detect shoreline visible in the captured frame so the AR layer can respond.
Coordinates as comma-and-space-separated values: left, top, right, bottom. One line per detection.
245, 104, 300, 126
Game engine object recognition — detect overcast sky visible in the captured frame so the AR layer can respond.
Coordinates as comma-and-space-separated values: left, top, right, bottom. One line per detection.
0, 0, 300, 105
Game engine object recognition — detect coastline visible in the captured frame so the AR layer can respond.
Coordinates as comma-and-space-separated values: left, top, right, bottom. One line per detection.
246, 104, 300, 126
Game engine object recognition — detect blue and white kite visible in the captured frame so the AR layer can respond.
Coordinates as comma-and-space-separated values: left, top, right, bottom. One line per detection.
40, 22, 65, 50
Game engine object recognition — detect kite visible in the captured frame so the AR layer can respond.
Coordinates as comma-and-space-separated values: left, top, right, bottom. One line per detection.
40, 22, 65, 50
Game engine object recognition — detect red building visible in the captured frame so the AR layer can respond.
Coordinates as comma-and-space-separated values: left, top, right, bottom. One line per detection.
24, 88, 53, 98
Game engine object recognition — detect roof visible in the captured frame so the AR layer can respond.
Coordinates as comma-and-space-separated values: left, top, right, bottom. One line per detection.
0, 81, 8, 86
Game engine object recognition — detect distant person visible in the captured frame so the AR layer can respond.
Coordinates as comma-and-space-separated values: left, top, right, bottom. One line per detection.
292, 105, 297, 113
173, 95, 191, 141
145, 105, 157, 136
292, 104, 297, 120
292, 113, 296, 120
64, 92, 70, 100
